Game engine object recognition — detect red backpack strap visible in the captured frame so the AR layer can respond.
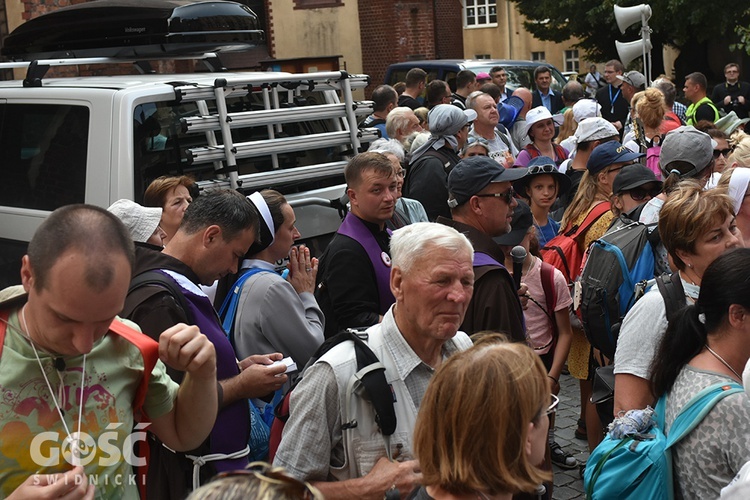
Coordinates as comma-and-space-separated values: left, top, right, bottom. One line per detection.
553, 144, 568, 162
0, 309, 8, 359
566, 202, 610, 238
108, 319, 159, 421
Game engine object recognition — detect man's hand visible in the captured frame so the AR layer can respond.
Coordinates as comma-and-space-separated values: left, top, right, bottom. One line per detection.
220, 353, 288, 405
366, 457, 422, 498
8, 467, 95, 500
158, 324, 216, 380
314, 457, 422, 500
518, 283, 529, 310
725, 95, 732, 105
287, 245, 318, 295
739, 96, 746, 105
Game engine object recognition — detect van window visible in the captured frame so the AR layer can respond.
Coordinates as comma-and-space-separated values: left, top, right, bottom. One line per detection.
0, 104, 89, 211
133, 89, 347, 201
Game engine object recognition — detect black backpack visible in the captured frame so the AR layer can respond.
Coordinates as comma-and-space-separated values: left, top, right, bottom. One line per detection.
579, 215, 657, 360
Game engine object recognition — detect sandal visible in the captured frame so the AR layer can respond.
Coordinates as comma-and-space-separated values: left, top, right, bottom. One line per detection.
575, 418, 587, 440
550, 441, 579, 469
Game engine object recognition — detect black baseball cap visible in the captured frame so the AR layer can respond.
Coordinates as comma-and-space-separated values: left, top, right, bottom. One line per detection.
494, 199, 533, 246
448, 156, 528, 208
613, 164, 662, 194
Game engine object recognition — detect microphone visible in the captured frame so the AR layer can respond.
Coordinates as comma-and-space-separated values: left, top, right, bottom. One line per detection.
54, 357, 66, 371
511, 245, 527, 291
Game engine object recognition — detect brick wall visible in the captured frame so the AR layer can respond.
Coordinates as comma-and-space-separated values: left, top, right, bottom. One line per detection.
434, 0, 463, 60
358, 0, 463, 95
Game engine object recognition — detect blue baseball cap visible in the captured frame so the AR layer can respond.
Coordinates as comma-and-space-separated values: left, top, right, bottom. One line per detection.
586, 142, 645, 174
497, 95, 525, 128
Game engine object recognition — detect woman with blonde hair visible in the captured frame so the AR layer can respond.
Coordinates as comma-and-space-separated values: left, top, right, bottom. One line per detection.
728, 135, 750, 168
555, 108, 577, 145
558, 140, 644, 450
409, 336, 552, 500
187, 462, 323, 500
614, 179, 742, 420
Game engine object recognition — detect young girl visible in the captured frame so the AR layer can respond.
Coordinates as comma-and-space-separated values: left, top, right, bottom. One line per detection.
513, 156, 571, 248
498, 200, 577, 470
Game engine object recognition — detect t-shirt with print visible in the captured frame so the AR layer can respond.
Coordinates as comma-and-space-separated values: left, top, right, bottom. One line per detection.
524, 256, 572, 354
0, 310, 179, 499
665, 366, 750, 500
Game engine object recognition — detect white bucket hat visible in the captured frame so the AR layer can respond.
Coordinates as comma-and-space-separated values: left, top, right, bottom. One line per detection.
523, 106, 564, 138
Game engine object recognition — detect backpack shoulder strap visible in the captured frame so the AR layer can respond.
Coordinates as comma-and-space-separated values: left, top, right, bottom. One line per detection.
125, 270, 194, 323
108, 319, 160, 421
656, 272, 685, 323
566, 202, 610, 238
348, 330, 397, 437
218, 267, 273, 343
665, 382, 743, 448
540, 261, 558, 329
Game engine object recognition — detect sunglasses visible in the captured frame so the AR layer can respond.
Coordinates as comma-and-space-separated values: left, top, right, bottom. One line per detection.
713, 148, 732, 159
547, 394, 559, 416
627, 187, 661, 201
527, 163, 557, 175
476, 187, 515, 204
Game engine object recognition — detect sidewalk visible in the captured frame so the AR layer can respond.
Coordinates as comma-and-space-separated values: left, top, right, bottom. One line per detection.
551, 372, 589, 499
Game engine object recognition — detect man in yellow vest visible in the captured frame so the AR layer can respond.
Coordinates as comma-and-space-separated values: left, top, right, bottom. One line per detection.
684, 72, 720, 125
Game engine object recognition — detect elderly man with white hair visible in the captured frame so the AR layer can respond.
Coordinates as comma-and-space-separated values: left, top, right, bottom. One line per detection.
275, 222, 475, 499
404, 104, 477, 220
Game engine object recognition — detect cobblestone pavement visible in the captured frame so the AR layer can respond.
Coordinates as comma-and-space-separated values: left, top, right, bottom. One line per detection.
551, 372, 589, 500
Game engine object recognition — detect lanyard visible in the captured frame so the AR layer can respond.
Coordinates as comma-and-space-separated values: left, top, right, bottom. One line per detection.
609, 84, 621, 115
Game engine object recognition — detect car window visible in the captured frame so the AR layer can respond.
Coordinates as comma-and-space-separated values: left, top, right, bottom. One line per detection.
0, 103, 89, 211
133, 89, 348, 202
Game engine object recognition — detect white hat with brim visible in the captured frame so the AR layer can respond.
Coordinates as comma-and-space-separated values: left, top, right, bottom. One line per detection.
523, 106, 564, 138
107, 199, 162, 243
715, 111, 750, 136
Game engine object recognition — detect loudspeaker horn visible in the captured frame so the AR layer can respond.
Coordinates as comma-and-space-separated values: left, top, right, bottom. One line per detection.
616, 39, 653, 66
614, 4, 652, 34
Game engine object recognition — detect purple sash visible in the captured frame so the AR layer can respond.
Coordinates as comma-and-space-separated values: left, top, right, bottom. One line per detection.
337, 213, 395, 315
156, 271, 249, 473
473, 251, 504, 268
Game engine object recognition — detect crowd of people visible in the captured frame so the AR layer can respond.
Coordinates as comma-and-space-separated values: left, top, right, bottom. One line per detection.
2, 59, 750, 500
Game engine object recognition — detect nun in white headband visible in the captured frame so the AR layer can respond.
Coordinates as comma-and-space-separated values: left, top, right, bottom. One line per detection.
218, 190, 325, 371
716, 167, 750, 244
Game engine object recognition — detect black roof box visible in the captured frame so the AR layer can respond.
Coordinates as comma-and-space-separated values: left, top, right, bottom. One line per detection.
1, 0, 265, 61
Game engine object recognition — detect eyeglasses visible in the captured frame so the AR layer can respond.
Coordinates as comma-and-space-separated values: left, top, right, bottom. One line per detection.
527, 163, 558, 175
713, 148, 732, 159
546, 394, 559, 416
627, 187, 661, 201
215, 462, 321, 499
476, 187, 515, 204
395, 169, 406, 178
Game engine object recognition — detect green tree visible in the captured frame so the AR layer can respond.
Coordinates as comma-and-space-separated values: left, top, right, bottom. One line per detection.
509, 0, 750, 75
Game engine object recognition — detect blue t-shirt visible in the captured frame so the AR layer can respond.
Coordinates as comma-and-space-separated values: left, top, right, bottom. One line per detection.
536, 216, 560, 248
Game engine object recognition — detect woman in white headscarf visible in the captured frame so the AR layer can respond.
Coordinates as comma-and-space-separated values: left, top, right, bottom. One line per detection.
718, 166, 750, 241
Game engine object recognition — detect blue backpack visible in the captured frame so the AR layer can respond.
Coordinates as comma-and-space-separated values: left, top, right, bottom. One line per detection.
579, 216, 656, 360
218, 267, 282, 462
584, 381, 743, 500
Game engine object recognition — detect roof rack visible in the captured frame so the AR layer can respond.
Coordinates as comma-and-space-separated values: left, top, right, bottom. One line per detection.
181, 70, 378, 191
0, 53, 228, 87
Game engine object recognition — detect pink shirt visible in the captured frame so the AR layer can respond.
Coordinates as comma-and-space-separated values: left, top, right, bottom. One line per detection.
524, 257, 572, 354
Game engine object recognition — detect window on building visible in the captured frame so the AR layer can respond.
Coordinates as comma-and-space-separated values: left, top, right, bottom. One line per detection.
464, 0, 497, 27
531, 52, 545, 62
564, 50, 580, 73
475, 54, 491, 59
